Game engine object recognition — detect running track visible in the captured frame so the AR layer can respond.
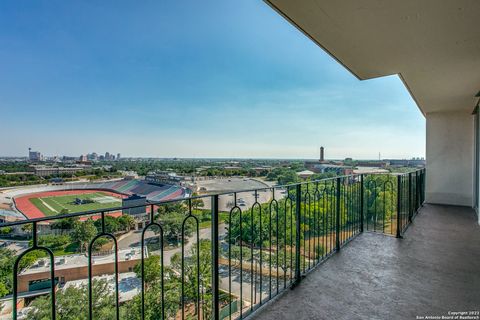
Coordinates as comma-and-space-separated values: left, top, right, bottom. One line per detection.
14, 189, 127, 220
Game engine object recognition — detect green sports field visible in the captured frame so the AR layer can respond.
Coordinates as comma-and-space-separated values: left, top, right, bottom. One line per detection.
29, 192, 122, 216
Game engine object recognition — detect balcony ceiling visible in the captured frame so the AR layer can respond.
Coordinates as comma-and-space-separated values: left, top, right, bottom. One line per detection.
265, 0, 480, 114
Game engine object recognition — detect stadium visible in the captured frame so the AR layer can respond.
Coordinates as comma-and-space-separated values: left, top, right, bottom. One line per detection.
0, 179, 189, 221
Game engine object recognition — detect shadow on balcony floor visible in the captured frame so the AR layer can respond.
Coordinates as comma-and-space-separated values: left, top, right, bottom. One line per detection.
252, 204, 480, 320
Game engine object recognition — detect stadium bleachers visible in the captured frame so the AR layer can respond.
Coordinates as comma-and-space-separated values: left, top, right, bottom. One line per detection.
7, 179, 187, 208
90, 179, 187, 201
130, 183, 161, 195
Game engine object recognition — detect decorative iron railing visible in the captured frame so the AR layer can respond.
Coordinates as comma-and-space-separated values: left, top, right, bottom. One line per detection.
0, 169, 425, 320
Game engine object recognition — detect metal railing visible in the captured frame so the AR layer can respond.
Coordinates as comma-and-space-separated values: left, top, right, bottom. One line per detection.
362, 169, 425, 237
0, 169, 425, 320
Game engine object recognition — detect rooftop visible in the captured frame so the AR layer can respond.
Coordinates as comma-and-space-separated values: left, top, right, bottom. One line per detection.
20, 248, 144, 275
63, 272, 141, 303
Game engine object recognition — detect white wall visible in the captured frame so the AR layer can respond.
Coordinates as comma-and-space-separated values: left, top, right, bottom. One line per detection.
476, 111, 480, 224
426, 111, 474, 206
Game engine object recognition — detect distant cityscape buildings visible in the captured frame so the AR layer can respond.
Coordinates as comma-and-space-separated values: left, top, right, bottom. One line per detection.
99, 151, 120, 161
304, 146, 426, 176
32, 166, 85, 177
26, 148, 123, 163
87, 152, 98, 161
28, 148, 43, 162
23, 147, 425, 169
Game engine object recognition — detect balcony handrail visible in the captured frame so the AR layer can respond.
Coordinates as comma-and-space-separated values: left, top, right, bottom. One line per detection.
2, 168, 426, 320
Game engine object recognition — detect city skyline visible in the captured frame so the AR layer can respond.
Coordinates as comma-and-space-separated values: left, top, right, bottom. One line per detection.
0, 0, 425, 159
4, 146, 424, 161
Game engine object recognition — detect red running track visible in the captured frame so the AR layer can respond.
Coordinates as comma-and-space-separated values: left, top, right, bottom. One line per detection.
15, 189, 126, 220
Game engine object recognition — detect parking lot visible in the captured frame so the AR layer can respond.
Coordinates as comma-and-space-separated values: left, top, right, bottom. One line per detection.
195, 178, 286, 211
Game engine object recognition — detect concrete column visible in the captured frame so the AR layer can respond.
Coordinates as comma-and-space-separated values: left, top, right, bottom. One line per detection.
426, 111, 474, 207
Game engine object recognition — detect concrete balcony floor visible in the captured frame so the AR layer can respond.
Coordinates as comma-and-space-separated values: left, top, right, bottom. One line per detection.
253, 204, 480, 320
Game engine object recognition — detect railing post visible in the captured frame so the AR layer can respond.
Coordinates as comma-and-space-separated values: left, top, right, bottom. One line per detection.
422, 169, 426, 205
416, 171, 420, 211
408, 172, 413, 223
211, 195, 220, 320
396, 175, 402, 238
414, 171, 418, 211
360, 174, 364, 233
335, 177, 341, 251
294, 184, 302, 285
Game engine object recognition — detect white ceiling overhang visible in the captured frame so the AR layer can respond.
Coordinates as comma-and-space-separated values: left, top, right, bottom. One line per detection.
265, 0, 480, 114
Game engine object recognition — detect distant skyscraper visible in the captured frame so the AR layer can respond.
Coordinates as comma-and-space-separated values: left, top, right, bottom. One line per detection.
117, 153, 121, 160
28, 148, 42, 162
320, 146, 325, 162
87, 153, 98, 161
105, 152, 110, 160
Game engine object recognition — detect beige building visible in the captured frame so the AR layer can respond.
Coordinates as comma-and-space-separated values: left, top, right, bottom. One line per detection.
17, 248, 144, 293
31, 166, 85, 177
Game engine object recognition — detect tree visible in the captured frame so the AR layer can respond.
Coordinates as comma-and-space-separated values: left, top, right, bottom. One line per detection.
27, 279, 115, 319
265, 167, 301, 185
122, 256, 181, 319
134, 255, 161, 287
161, 212, 195, 246
158, 202, 185, 215
0, 248, 47, 298
120, 271, 181, 320
0, 248, 15, 298
278, 171, 299, 185
270, 249, 306, 276
315, 244, 325, 258
18, 250, 47, 272
34, 234, 71, 251
364, 175, 396, 230
50, 217, 78, 230
191, 193, 204, 208
118, 215, 135, 232
0, 282, 8, 299
94, 216, 121, 234
72, 219, 97, 253
170, 239, 212, 318
0, 226, 13, 235
227, 199, 298, 249
21, 223, 33, 235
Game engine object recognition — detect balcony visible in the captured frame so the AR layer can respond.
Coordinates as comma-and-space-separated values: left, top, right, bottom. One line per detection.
0, 170, 431, 320
253, 204, 480, 320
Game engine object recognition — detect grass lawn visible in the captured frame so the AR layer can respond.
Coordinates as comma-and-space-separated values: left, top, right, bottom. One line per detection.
52, 242, 80, 256
29, 192, 122, 216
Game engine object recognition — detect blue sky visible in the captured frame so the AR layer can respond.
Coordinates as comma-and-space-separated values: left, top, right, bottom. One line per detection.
0, 0, 425, 159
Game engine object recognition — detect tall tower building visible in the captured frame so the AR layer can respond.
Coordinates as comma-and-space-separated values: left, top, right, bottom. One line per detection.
29, 148, 42, 162
320, 146, 325, 162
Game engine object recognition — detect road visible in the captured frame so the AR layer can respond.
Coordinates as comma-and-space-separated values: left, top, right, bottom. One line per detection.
117, 223, 227, 266
117, 223, 276, 303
